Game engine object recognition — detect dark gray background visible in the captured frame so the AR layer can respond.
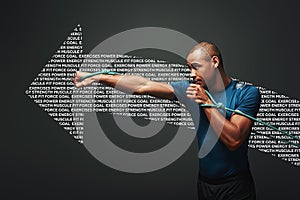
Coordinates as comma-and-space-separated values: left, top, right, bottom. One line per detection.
3, 0, 300, 199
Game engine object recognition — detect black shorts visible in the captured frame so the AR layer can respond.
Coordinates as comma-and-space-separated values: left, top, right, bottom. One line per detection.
197, 172, 256, 200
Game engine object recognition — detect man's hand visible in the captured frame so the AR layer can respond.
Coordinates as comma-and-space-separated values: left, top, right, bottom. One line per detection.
73, 71, 100, 88
186, 83, 212, 104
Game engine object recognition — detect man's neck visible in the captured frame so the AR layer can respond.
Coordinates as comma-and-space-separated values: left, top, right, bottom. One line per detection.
208, 72, 231, 93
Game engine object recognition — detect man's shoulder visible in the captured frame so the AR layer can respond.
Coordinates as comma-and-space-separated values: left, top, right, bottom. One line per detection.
169, 80, 191, 102
170, 80, 190, 92
231, 78, 259, 95
170, 80, 190, 87
230, 78, 261, 106
230, 78, 261, 117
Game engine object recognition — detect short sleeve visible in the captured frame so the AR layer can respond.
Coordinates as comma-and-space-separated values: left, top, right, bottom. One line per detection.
236, 86, 261, 118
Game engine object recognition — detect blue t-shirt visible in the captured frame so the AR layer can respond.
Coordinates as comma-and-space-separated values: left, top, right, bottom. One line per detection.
170, 79, 261, 179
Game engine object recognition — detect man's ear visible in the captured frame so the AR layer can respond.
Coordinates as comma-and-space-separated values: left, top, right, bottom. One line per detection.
211, 56, 220, 68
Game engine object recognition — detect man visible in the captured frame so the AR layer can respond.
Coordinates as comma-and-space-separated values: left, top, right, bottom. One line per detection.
73, 41, 261, 200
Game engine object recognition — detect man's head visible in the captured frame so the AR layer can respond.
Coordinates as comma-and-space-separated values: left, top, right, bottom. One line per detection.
187, 41, 224, 88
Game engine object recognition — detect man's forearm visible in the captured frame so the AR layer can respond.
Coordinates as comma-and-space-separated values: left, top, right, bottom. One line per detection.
74, 71, 175, 100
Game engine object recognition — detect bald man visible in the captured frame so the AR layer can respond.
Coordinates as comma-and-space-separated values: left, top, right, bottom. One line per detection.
73, 41, 260, 200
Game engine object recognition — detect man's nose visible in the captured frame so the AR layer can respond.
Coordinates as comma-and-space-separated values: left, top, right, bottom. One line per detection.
190, 69, 196, 78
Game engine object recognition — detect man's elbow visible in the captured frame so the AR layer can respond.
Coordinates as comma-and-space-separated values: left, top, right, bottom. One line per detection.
226, 139, 243, 151
225, 126, 249, 151
132, 83, 174, 100
133, 86, 147, 95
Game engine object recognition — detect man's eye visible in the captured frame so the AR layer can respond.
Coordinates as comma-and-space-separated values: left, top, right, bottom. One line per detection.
191, 63, 201, 69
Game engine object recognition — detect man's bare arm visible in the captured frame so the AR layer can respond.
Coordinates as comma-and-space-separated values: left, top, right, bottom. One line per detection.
202, 107, 254, 151
73, 71, 175, 100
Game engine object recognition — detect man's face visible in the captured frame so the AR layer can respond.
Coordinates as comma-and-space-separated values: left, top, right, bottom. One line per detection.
186, 49, 216, 88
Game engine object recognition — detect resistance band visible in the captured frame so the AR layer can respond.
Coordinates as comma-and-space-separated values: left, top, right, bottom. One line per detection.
78, 70, 300, 148
79, 70, 121, 82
